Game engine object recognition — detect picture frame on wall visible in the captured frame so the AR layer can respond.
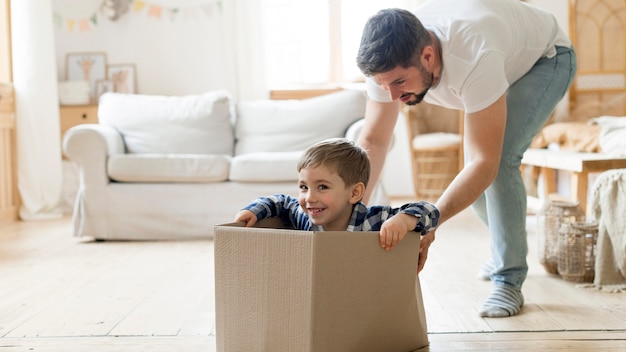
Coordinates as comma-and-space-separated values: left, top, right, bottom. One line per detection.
95, 79, 115, 102
66, 52, 107, 102
107, 63, 136, 94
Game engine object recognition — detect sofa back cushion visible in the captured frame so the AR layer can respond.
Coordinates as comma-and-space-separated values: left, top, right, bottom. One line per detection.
98, 90, 234, 155
229, 151, 302, 182
234, 90, 366, 155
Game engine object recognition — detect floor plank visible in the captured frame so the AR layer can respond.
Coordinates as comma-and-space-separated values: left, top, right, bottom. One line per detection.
426, 331, 626, 351
1, 331, 625, 352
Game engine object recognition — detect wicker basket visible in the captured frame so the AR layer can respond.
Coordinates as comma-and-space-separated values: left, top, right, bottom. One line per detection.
557, 221, 598, 283
411, 133, 461, 204
536, 199, 585, 274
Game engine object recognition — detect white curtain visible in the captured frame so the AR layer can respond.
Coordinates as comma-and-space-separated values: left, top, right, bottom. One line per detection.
11, 0, 63, 220
222, 0, 268, 101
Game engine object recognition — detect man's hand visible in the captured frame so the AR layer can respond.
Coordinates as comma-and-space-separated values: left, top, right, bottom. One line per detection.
417, 230, 436, 273
379, 213, 416, 250
234, 210, 258, 227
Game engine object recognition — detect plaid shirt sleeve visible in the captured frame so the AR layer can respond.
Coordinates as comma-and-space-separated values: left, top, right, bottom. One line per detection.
353, 201, 439, 235
396, 201, 440, 235
241, 194, 311, 230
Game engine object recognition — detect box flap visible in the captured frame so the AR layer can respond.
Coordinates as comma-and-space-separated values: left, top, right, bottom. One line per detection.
310, 231, 428, 351
214, 225, 314, 352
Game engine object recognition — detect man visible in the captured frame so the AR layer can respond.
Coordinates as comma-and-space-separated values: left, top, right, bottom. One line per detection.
356, 0, 576, 317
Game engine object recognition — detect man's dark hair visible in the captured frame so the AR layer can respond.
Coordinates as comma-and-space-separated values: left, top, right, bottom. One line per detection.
356, 8, 432, 76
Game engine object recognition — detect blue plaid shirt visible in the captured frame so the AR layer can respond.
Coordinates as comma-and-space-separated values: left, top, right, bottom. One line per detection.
242, 194, 439, 235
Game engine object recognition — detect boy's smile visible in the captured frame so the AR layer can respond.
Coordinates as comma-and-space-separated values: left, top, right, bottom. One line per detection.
297, 165, 359, 231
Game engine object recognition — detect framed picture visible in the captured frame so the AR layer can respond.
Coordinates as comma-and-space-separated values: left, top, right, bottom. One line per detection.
95, 79, 115, 102
107, 64, 136, 94
66, 52, 107, 102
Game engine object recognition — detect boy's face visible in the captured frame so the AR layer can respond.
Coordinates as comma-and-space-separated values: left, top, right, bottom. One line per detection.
297, 164, 361, 231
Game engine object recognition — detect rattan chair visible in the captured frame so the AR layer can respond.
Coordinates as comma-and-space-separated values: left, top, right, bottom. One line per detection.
404, 103, 463, 203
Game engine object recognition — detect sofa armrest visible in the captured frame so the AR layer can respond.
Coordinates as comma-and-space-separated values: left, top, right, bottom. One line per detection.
344, 118, 394, 205
63, 124, 125, 186
344, 118, 365, 142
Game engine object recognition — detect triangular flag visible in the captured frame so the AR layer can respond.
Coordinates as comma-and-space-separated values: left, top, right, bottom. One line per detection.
79, 19, 91, 32
134, 0, 146, 13
67, 19, 75, 32
53, 12, 62, 29
201, 5, 213, 17
182, 8, 199, 20
169, 8, 179, 21
90, 13, 98, 25
147, 5, 162, 18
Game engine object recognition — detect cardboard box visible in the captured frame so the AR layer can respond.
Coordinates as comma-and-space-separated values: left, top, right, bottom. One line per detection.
214, 219, 429, 352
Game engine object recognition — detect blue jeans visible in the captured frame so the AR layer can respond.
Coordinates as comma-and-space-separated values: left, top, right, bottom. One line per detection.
471, 46, 577, 289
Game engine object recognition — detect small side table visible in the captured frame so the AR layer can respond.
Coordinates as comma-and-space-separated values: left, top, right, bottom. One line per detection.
522, 148, 626, 213
59, 104, 98, 137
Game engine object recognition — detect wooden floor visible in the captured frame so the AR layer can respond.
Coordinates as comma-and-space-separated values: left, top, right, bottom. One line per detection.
1, 206, 624, 351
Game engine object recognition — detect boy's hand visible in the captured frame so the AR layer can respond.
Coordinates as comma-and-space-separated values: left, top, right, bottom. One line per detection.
417, 230, 435, 273
379, 213, 417, 250
234, 210, 258, 227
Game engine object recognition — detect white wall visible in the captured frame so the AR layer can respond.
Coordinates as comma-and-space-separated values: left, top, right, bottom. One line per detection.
52, 0, 237, 97
526, 0, 569, 29
381, 113, 415, 198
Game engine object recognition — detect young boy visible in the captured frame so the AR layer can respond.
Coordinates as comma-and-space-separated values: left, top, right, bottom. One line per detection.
234, 138, 439, 250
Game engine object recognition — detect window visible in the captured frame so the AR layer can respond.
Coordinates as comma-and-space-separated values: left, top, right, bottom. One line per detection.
261, 0, 427, 89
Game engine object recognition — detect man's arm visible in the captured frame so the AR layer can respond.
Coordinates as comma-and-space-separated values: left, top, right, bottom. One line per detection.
435, 94, 507, 226
357, 99, 400, 204
416, 94, 507, 273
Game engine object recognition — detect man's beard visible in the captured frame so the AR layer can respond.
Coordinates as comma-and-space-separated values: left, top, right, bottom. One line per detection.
402, 67, 434, 106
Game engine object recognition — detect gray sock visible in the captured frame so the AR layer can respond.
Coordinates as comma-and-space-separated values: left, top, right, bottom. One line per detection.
479, 285, 524, 318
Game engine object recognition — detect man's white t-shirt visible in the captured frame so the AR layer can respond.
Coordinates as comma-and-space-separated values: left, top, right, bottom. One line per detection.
365, 0, 571, 113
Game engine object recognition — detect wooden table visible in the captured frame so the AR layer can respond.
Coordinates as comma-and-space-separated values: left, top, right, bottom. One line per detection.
60, 104, 98, 137
522, 148, 626, 212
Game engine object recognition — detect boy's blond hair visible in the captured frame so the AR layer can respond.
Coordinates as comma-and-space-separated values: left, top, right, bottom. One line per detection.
297, 138, 370, 188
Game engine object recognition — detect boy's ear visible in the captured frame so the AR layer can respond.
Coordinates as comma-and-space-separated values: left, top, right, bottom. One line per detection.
349, 182, 365, 204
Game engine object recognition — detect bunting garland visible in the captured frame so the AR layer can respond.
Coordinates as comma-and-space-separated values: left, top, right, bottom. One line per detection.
53, 9, 98, 32
53, 0, 222, 33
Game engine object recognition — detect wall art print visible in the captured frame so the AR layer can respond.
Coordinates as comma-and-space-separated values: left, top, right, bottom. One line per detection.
65, 52, 107, 102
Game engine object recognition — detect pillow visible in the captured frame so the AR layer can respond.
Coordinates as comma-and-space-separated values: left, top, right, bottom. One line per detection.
412, 133, 461, 150
234, 90, 366, 155
98, 90, 234, 155
230, 151, 302, 182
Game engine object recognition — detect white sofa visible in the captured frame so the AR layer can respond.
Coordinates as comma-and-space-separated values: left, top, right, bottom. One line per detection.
63, 89, 386, 240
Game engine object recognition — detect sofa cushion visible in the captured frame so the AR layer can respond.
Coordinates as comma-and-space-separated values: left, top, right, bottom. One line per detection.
229, 151, 301, 182
98, 90, 234, 155
234, 90, 366, 155
108, 154, 231, 182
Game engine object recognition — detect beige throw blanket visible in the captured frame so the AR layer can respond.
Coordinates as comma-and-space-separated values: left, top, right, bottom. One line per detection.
590, 169, 626, 292
590, 116, 626, 155
530, 116, 626, 154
